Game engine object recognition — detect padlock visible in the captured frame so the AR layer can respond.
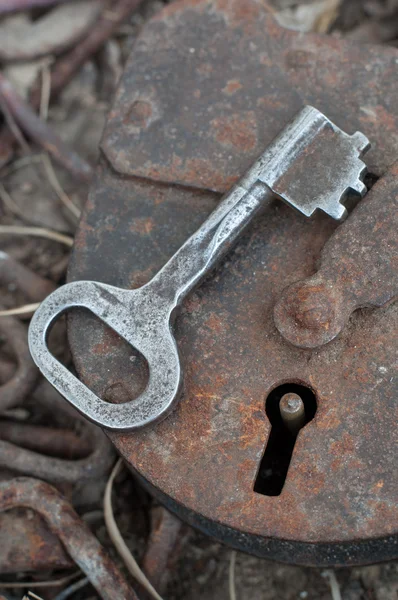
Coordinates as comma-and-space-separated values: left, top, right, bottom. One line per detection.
66, 0, 397, 566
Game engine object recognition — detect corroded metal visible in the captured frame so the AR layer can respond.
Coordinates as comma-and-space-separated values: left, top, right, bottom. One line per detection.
103, 0, 397, 188
67, 0, 398, 567
142, 507, 183, 594
0, 423, 114, 483
274, 161, 398, 348
0, 508, 73, 573
0, 478, 139, 600
0, 421, 92, 458
0, 360, 114, 482
0, 315, 38, 411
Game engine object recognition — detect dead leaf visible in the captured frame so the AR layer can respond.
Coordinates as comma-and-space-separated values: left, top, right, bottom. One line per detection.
0, 1, 104, 62
272, 0, 342, 33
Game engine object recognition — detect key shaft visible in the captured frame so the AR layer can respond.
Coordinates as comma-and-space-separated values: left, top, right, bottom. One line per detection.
149, 182, 273, 305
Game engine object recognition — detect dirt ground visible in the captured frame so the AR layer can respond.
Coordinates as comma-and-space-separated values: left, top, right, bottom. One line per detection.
0, 1, 397, 599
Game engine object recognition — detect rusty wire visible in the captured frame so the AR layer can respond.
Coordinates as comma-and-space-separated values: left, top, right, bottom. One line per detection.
0, 505, 73, 573
0, 74, 92, 182
0, 477, 140, 600
0, 421, 92, 458
29, 0, 145, 104
0, 251, 56, 302
142, 506, 183, 595
0, 143, 107, 575
0, 426, 114, 483
0, 314, 38, 411
0, 351, 115, 482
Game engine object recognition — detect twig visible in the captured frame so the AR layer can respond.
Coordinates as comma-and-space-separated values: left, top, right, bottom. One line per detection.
0, 153, 44, 178
0, 128, 16, 170
0, 152, 80, 221
0, 79, 30, 170
0, 0, 130, 168
0, 224, 73, 246
322, 569, 342, 600
0, 181, 25, 218
53, 577, 89, 600
0, 572, 80, 589
0, 73, 92, 182
48, 253, 70, 281
41, 154, 81, 219
2, 407, 30, 420
0, 0, 68, 15
104, 459, 164, 600
40, 59, 53, 122
0, 98, 79, 221
229, 550, 237, 600
0, 92, 30, 155
0, 302, 39, 317
30, 0, 145, 104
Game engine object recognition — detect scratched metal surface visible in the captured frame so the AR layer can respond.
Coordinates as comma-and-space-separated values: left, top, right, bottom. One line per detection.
68, 0, 398, 566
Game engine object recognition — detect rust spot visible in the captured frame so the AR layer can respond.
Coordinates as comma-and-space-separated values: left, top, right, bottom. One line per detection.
155, 0, 207, 19
130, 217, 155, 235
92, 328, 122, 355
215, 0, 264, 27
183, 156, 238, 190
285, 49, 315, 68
184, 294, 203, 314
204, 312, 223, 333
104, 381, 132, 404
222, 79, 242, 95
372, 480, 384, 492
197, 62, 213, 77
289, 284, 336, 330
129, 266, 157, 289
211, 112, 258, 152
330, 432, 356, 457
317, 408, 341, 430
125, 100, 153, 128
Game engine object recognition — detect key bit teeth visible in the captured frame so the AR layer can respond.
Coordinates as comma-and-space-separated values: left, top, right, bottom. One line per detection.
328, 200, 348, 222
349, 178, 368, 197
352, 131, 371, 155
256, 106, 371, 222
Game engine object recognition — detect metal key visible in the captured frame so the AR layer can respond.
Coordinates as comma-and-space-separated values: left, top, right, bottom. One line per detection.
28, 106, 370, 431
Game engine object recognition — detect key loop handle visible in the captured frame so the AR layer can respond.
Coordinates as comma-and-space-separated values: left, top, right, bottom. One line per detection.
28, 281, 182, 431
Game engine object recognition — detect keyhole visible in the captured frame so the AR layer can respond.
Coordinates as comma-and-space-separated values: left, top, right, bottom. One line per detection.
254, 383, 317, 497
